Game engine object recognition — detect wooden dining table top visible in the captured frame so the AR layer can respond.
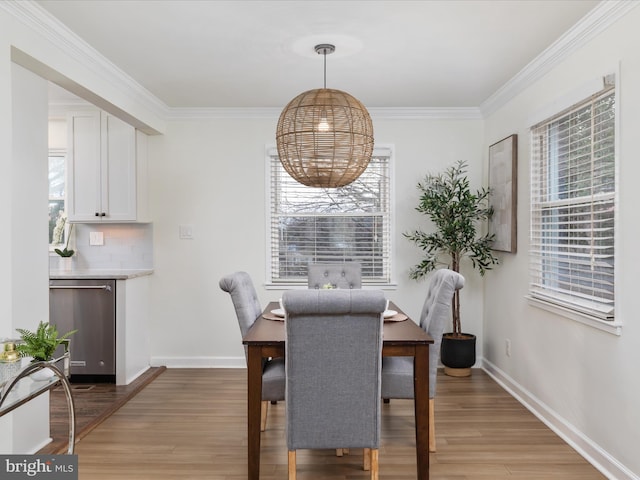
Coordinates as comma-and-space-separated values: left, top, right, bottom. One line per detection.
243, 301, 433, 347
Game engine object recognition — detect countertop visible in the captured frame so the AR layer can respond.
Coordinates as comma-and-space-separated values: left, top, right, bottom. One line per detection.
49, 269, 154, 280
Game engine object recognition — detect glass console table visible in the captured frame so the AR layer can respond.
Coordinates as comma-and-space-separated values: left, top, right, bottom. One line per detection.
0, 345, 76, 455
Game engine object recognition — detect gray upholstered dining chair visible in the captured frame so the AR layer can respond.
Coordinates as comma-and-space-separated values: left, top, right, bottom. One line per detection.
282, 289, 386, 480
381, 268, 464, 452
219, 271, 285, 431
307, 263, 364, 457
307, 262, 362, 289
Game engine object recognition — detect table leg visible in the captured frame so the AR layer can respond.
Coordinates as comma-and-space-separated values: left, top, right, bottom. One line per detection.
414, 344, 430, 480
247, 345, 264, 480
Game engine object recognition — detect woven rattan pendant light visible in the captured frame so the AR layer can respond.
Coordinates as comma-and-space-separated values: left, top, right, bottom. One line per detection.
276, 44, 374, 188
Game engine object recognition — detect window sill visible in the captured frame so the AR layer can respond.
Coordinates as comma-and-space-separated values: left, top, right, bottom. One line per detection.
526, 295, 621, 336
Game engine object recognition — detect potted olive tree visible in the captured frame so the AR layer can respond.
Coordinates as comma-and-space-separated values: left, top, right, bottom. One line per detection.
405, 160, 499, 377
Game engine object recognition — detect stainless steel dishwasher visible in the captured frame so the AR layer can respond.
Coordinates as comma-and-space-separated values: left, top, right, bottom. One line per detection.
49, 278, 116, 382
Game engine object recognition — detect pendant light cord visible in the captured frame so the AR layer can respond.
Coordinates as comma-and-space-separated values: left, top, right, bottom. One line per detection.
323, 49, 327, 89
315, 44, 334, 89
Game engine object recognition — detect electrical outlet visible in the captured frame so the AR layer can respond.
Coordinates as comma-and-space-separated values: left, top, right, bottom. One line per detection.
89, 231, 104, 246
505, 339, 512, 357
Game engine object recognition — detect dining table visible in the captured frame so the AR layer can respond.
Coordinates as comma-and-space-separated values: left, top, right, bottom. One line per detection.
242, 300, 433, 480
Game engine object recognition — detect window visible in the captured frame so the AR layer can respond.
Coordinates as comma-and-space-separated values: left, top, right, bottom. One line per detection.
268, 147, 392, 285
49, 149, 66, 246
529, 81, 615, 321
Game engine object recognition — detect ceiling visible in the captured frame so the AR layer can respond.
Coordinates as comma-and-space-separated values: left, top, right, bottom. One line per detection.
37, 0, 600, 109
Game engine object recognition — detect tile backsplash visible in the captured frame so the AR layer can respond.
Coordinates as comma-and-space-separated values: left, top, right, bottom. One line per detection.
50, 223, 153, 270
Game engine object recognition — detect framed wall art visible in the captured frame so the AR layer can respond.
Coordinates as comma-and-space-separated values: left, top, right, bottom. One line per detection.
488, 134, 517, 253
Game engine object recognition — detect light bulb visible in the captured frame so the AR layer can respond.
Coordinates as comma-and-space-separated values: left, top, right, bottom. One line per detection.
317, 111, 330, 132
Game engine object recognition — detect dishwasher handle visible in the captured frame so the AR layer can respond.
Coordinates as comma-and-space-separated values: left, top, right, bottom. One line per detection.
50, 285, 112, 292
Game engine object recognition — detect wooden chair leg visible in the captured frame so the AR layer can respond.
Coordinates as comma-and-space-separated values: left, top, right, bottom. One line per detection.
260, 400, 268, 432
288, 450, 296, 480
363, 448, 371, 470
370, 448, 379, 480
429, 397, 436, 452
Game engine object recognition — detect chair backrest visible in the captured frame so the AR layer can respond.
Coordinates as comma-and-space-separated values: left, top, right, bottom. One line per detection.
307, 262, 362, 289
219, 271, 262, 362
283, 289, 386, 450
420, 269, 465, 397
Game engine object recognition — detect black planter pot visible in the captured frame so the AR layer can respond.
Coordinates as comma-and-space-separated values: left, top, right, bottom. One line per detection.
440, 333, 476, 377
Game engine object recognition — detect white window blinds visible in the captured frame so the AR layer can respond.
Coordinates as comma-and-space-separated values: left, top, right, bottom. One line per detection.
529, 85, 615, 320
268, 149, 391, 284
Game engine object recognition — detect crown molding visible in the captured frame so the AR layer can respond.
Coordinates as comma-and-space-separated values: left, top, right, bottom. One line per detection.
480, 0, 639, 117
167, 106, 482, 121
369, 107, 482, 120
167, 107, 281, 120
2, 0, 170, 121
48, 100, 93, 119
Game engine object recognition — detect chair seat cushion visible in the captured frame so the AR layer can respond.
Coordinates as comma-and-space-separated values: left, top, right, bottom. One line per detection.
381, 356, 415, 399
262, 357, 285, 401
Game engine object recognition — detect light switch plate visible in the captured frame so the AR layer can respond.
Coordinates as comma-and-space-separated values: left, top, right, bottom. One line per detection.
89, 231, 104, 246
179, 224, 194, 240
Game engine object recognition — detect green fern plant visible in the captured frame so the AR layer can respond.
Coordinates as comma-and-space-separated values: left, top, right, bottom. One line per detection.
15, 321, 77, 362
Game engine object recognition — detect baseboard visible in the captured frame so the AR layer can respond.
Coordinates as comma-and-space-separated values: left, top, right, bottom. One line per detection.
124, 365, 152, 385
150, 356, 246, 369
28, 437, 52, 455
482, 359, 638, 480
153, 358, 484, 370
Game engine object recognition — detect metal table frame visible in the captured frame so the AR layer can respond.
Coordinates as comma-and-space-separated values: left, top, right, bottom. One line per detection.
0, 343, 76, 454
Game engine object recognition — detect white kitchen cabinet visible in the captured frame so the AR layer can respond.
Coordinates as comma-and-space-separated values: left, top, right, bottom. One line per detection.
67, 110, 137, 222
135, 130, 151, 223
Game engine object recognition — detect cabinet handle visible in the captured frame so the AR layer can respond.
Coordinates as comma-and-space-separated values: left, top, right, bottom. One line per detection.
50, 285, 112, 292
100, 212, 106, 217
95, 212, 100, 217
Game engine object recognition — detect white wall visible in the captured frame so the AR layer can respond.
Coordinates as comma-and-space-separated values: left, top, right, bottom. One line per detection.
0, 4, 163, 453
483, 6, 640, 479
146, 116, 485, 366
3, 62, 51, 453
0, 18, 12, 452
0, 14, 13, 344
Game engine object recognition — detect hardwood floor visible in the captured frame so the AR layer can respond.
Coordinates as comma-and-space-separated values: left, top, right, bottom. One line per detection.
39, 367, 166, 455
67, 368, 606, 480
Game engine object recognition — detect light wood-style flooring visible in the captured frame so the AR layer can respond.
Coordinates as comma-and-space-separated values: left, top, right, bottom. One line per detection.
72, 368, 606, 480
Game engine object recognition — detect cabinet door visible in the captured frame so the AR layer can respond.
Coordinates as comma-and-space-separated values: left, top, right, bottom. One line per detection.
67, 111, 101, 222
135, 130, 151, 222
67, 110, 137, 222
102, 113, 136, 221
